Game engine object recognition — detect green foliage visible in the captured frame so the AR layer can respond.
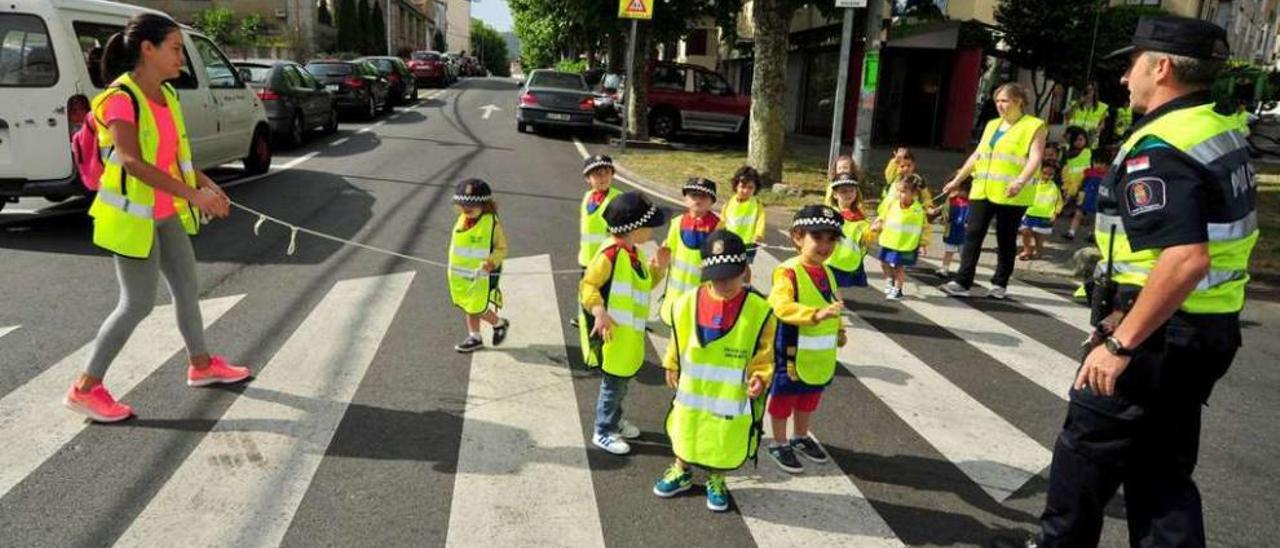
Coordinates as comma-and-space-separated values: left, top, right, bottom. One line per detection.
193, 7, 238, 47
358, 0, 374, 54
554, 58, 588, 74
337, 0, 359, 52
471, 20, 511, 76
318, 0, 333, 27
995, 0, 1095, 110
371, 2, 387, 55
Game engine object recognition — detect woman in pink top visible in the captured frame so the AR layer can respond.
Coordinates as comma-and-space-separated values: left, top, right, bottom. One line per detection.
64, 14, 252, 423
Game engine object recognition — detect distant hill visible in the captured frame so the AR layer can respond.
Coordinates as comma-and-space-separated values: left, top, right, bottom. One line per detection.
501, 31, 520, 61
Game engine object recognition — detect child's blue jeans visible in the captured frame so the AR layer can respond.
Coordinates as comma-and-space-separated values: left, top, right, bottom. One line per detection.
594, 372, 630, 436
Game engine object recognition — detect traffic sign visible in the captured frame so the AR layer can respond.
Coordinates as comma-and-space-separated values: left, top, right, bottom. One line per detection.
618, 0, 653, 20
836, 0, 867, 7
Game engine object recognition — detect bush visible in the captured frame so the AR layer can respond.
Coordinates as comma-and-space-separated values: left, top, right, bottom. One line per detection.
554, 58, 588, 74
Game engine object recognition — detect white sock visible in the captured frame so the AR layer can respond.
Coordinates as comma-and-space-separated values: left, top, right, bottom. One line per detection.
469, 331, 481, 339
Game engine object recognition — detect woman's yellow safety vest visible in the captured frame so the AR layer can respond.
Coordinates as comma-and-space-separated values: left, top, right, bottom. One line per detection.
579, 244, 653, 377
1025, 178, 1061, 220
878, 200, 926, 253
88, 74, 199, 258
665, 288, 771, 470
1068, 100, 1109, 143
448, 213, 500, 315
1062, 147, 1092, 199
777, 257, 840, 385
1094, 104, 1258, 314
971, 115, 1045, 207
722, 195, 762, 245
1114, 106, 1133, 138
660, 219, 708, 325
578, 187, 621, 267
826, 215, 870, 272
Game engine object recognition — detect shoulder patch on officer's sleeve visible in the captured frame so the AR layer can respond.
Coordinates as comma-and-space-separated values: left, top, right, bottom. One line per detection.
1125, 177, 1166, 215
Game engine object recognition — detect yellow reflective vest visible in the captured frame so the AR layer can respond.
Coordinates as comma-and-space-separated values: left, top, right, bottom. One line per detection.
448, 213, 500, 315
1025, 177, 1061, 220
660, 217, 716, 325
827, 213, 870, 273
580, 243, 654, 377
878, 199, 926, 253
88, 74, 199, 258
1114, 106, 1134, 138
578, 187, 621, 267
722, 195, 763, 245
1094, 104, 1258, 314
1062, 147, 1092, 199
971, 115, 1045, 206
1068, 100, 1109, 144
666, 287, 772, 470
776, 257, 840, 385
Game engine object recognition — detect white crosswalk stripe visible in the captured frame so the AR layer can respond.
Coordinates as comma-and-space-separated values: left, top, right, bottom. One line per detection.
0, 325, 17, 341
115, 272, 413, 547
921, 255, 1092, 329
446, 255, 606, 548
0, 295, 244, 499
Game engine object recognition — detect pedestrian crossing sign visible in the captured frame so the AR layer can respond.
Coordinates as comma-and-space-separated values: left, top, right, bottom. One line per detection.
618, 0, 653, 20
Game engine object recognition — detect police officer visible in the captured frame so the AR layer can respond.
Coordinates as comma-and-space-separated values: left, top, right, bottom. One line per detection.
1020, 15, 1259, 548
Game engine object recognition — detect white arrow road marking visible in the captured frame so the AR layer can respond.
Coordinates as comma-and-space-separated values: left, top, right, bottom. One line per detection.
480, 104, 501, 119
0, 325, 18, 341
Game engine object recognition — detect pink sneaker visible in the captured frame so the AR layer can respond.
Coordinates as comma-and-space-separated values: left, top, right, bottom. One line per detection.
64, 384, 134, 423
187, 355, 252, 387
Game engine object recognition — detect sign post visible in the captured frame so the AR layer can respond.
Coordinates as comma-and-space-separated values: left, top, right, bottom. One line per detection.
826, 0, 861, 174
618, 0, 654, 152
852, 0, 884, 170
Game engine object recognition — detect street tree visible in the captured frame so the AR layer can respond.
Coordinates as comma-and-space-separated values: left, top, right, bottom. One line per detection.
337, 0, 359, 52
995, 0, 1095, 113
318, 0, 333, 27
358, 0, 374, 54
471, 20, 511, 76
372, 2, 388, 55
192, 7, 238, 48
746, 0, 796, 186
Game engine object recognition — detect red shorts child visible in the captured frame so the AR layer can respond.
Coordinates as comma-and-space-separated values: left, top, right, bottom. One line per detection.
767, 391, 823, 419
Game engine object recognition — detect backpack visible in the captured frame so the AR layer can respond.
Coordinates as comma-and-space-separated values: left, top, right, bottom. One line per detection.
71, 86, 137, 191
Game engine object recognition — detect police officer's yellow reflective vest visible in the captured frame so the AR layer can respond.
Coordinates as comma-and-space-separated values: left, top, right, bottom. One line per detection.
722, 195, 762, 245
448, 213, 499, 315
578, 187, 621, 267
661, 218, 712, 324
1069, 100, 1109, 144
878, 199, 926, 253
827, 214, 870, 272
1025, 177, 1061, 220
580, 243, 653, 377
1095, 103, 1258, 314
88, 74, 199, 258
1114, 106, 1134, 138
666, 287, 771, 470
1063, 147, 1092, 198
971, 115, 1045, 206
777, 257, 840, 385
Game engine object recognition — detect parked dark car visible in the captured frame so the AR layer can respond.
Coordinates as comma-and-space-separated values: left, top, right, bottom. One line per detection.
408, 50, 448, 87
516, 69, 596, 133
356, 56, 416, 104
304, 60, 390, 120
234, 59, 337, 147
461, 56, 483, 77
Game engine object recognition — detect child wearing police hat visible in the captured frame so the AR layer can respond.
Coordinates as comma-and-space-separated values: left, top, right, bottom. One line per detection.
656, 177, 722, 325
580, 191, 668, 456
653, 229, 776, 512
578, 154, 622, 268
447, 178, 510, 353
764, 205, 848, 473
824, 173, 874, 289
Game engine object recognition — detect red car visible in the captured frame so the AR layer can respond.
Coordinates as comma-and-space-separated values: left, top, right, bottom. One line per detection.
408, 51, 449, 87
644, 61, 750, 139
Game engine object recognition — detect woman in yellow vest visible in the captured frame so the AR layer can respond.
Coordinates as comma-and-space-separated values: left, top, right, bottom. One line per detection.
654, 230, 775, 512
64, 14, 247, 423
940, 82, 1048, 300
447, 178, 510, 353
1065, 83, 1109, 146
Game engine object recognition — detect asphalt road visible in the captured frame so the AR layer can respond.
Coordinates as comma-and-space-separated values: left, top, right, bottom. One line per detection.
0, 77, 1275, 547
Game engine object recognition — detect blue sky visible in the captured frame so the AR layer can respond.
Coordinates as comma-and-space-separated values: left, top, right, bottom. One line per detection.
472, 0, 514, 32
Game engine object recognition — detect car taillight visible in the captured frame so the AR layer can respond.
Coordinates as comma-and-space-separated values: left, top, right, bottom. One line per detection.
344, 75, 364, 88
579, 97, 595, 111
256, 89, 281, 101
520, 92, 539, 106
66, 95, 90, 138
387, 73, 400, 84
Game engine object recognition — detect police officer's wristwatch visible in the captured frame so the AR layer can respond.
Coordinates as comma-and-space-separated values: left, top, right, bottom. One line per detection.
1103, 335, 1133, 357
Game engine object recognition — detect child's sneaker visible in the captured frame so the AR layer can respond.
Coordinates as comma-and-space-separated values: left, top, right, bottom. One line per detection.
790, 434, 831, 463
934, 268, 950, 279
767, 444, 804, 473
705, 473, 730, 512
652, 464, 693, 498
593, 432, 631, 455
63, 384, 133, 423
492, 319, 511, 346
886, 287, 904, 301
614, 418, 641, 439
187, 355, 252, 387
454, 335, 484, 353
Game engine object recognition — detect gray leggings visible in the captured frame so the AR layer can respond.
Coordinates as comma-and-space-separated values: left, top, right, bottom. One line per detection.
84, 218, 208, 378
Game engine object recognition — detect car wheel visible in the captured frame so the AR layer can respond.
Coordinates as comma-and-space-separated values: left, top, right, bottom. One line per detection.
323, 107, 339, 134
517, 121, 527, 133
243, 126, 273, 175
365, 94, 378, 120
650, 109, 678, 139
382, 94, 394, 113
288, 112, 306, 148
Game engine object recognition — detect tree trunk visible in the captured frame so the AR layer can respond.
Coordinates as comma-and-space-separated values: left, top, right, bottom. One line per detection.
607, 30, 625, 73
626, 22, 652, 141
748, 0, 795, 187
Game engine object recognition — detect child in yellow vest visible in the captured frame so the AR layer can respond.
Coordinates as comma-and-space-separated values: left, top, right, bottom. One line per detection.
721, 165, 766, 263
883, 145, 911, 184
581, 191, 668, 455
872, 177, 927, 301
573, 155, 622, 329
447, 178, 510, 352
1020, 161, 1064, 260
653, 230, 776, 511
765, 205, 848, 473
1060, 125, 1092, 239
825, 173, 875, 289
875, 172, 932, 290
656, 177, 721, 325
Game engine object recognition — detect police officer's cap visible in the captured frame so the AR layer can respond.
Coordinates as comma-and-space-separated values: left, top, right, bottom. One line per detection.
453, 178, 493, 204
603, 191, 667, 234
682, 177, 718, 203
700, 230, 749, 282
582, 154, 614, 176
791, 204, 844, 237
1105, 15, 1229, 61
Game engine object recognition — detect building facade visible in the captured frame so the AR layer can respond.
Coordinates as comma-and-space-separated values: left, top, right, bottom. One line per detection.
1201, 0, 1280, 63
445, 0, 470, 54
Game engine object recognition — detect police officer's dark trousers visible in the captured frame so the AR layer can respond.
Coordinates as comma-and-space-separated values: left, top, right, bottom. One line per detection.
1040, 330, 1234, 548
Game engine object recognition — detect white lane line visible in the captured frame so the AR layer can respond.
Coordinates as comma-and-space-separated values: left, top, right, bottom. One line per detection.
356, 120, 388, 134
0, 295, 244, 499
114, 272, 414, 547
864, 255, 1077, 400
838, 309, 1051, 502
329, 137, 350, 147
571, 137, 682, 207
642, 246, 902, 546
0, 325, 18, 340
219, 152, 320, 190
446, 255, 605, 548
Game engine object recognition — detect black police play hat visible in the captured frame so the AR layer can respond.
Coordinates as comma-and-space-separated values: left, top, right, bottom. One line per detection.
829, 172, 859, 190
453, 178, 493, 204
582, 154, 614, 176
1105, 15, 1229, 60
700, 230, 749, 282
603, 191, 667, 234
792, 204, 845, 236
682, 177, 718, 202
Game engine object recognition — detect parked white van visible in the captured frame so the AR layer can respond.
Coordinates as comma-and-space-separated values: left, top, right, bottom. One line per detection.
0, 0, 272, 213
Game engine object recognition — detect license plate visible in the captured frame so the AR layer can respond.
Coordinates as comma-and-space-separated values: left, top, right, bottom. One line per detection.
546, 113, 571, 121
327, 84, 340, 91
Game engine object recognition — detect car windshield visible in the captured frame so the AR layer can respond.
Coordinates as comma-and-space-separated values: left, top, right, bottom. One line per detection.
367, 59, 395, 72
305, 63, 352, 76
412, 52, 439, 61
236, 64, 273, 84
529, 72, 586, 91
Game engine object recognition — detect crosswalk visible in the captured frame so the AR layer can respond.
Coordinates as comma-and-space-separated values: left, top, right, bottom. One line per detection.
0, 246, 1097, 546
